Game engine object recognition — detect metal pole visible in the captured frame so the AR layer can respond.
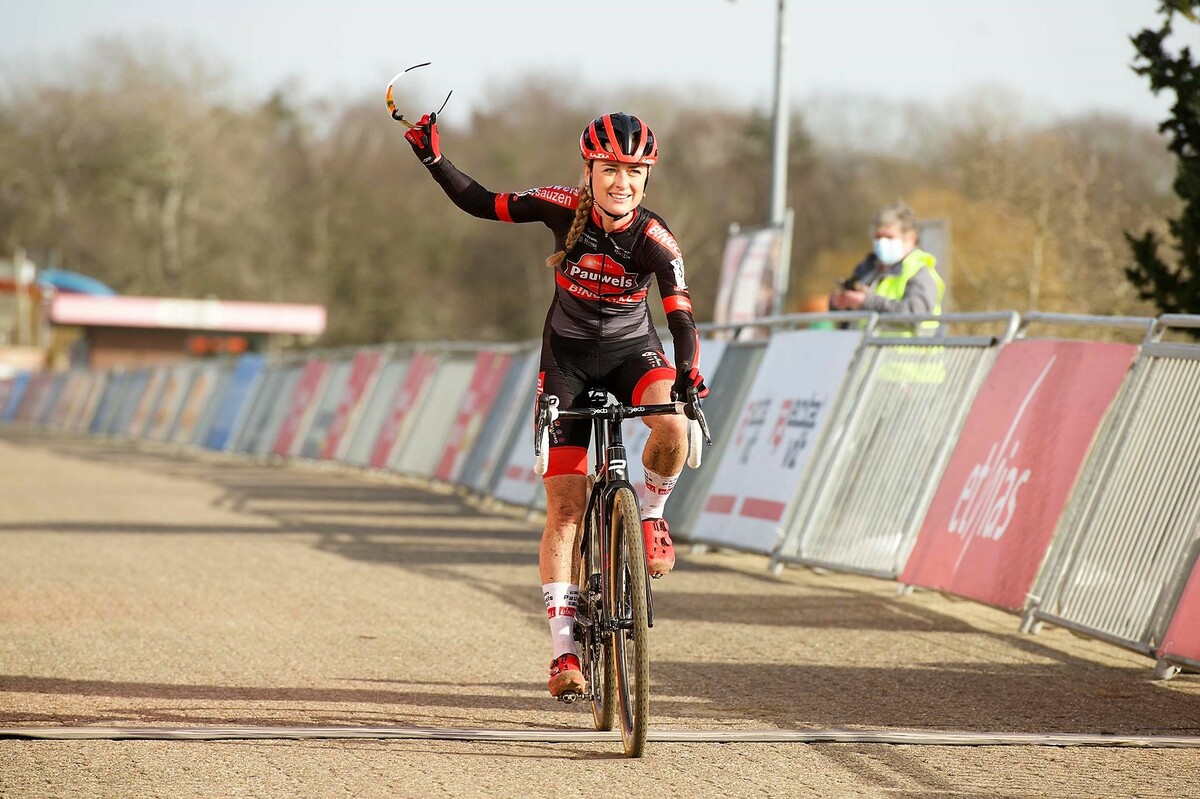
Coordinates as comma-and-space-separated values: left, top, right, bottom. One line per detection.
775, 208, 794, 316
769, 0, 791, 315
14, 247, 29, 346
769, 0, 790, 228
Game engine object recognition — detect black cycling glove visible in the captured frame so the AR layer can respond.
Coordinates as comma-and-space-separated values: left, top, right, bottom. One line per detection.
672, 364, 709, 402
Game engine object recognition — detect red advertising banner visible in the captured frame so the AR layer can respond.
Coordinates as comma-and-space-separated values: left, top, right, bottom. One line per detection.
321, 351, 384, 460
125, 369, 166, 436
900, 339, 1135, 610
146, 368, 186, 440
434, 351, 512, 483
70, 374, 108, 432
61, 374, 98, 430
1158, 559, 1200, 665
369, 351, 440, 469
271, 360, 330, 456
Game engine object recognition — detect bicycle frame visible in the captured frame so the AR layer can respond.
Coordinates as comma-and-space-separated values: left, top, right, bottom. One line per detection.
540, 391, 707, 635
534, 389, 709, 754
572, 395, 671, 630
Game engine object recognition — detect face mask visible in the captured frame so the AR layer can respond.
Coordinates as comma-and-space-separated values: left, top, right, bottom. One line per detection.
873, 236, 907, 266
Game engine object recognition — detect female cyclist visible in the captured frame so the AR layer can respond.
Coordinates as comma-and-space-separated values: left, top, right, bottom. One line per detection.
404, 111, 707, 698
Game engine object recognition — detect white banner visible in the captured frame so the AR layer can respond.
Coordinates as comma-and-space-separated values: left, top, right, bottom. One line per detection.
692, 329, 860, 553
713, 224, 788, 325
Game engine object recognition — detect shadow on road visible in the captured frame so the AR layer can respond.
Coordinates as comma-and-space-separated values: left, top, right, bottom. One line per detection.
5, 429, 1200, 740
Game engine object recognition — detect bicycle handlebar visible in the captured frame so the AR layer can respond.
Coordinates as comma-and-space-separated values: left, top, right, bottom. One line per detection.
533, 390, 712, 476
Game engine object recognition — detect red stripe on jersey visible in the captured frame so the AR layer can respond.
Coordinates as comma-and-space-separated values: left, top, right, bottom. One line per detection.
663, 295, 692, 314
495, 194, 512, 222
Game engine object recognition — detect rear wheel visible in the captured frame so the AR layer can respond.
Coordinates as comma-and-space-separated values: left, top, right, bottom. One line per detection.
607, 486, 649, 757
576, 482, 613, 731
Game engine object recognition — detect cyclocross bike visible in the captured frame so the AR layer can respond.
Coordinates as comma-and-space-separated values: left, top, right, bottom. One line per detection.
533, 383, 711, 757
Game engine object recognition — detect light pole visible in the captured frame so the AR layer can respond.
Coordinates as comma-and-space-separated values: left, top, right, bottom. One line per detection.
768, 0, 790, 229
727, 0, 793, 316
728, 0, 790, 225
768, 0, 792, 315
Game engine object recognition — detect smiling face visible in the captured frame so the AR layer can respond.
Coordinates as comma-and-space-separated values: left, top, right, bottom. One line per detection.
587, 159, 648, 226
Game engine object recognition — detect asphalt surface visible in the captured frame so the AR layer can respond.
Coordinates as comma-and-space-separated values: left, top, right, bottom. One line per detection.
2, 428, 1199, 798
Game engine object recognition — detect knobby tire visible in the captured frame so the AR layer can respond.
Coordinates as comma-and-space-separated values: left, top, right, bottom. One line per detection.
608, 486, 649, 757
577, 486, 614, 732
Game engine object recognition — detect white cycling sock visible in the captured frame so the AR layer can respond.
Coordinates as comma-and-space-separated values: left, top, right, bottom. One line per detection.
543, 582, 579, 660
641, 466, 680, 521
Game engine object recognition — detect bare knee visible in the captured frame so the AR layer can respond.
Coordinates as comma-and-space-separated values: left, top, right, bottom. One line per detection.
543, 475, 587, 533
644, 413, 687, 439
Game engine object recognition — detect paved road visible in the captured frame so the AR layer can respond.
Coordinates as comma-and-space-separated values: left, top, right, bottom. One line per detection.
2, 429, 1199, 798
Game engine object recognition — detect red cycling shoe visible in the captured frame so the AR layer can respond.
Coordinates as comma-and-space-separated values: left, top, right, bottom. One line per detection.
642, 518, 676, 577
548, 653, 584, 697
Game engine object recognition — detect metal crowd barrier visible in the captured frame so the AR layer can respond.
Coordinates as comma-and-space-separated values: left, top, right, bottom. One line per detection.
1022, 314, 1200, 657
662, 335, 765, 539
677, 313, 875, 551
392, 349, 479, 477
458, 347, 538, 495
10, 311, 1200, 681
340, 348, 409, 467
772, 312, 1020, 578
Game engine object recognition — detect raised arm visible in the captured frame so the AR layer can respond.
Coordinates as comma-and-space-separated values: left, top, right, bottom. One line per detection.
405, 113, 575, 226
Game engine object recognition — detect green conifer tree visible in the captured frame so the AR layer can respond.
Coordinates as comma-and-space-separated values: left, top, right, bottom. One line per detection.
1126, 1, 1200, 314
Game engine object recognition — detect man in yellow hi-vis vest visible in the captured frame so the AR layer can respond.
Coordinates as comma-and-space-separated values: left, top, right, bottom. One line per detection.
830, 202, 944, 324
831, 202, 947, 383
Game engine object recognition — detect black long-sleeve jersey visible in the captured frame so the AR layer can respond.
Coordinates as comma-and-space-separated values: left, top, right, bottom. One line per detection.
425, 157, 701, 372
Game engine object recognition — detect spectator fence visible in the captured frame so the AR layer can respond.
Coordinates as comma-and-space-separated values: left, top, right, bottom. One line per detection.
8, 310, 1200, 682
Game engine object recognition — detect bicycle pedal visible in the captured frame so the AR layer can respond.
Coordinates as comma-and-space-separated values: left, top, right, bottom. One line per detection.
556, 691, 586, 704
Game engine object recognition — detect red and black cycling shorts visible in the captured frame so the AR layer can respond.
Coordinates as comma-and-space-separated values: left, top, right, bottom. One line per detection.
537, 333, 675, 478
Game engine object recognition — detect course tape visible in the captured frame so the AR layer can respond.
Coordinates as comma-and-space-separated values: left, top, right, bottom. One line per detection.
4, 726, 1200, 748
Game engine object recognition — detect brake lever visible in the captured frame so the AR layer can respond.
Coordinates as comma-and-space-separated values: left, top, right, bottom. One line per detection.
685, 388, 712, 446
533, 394, 559, 455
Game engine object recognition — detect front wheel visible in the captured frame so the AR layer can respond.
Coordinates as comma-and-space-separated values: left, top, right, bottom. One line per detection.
576, 484, 614, 731
607, 486, 650, 757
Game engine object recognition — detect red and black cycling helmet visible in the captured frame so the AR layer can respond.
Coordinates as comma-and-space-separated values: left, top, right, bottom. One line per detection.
579, 113, 658, 166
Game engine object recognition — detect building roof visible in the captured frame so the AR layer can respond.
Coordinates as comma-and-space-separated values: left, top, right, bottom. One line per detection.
48, 294, 326, 335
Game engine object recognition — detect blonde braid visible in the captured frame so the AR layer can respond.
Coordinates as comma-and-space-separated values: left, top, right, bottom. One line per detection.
546, 181, 594, 268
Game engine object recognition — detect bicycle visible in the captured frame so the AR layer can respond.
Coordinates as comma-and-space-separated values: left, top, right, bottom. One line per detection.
533, 381, 711, 757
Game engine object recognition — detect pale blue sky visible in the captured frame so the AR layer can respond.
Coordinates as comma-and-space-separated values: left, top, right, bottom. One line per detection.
3, 1, 1197, 128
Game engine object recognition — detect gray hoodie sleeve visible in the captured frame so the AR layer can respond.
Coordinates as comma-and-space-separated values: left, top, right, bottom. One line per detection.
860, 267, 938, 315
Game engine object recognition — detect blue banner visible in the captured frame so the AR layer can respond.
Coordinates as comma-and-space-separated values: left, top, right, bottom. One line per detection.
205, 354, 265, 451
89, 372, 125, 434
1, 372, 30, 422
